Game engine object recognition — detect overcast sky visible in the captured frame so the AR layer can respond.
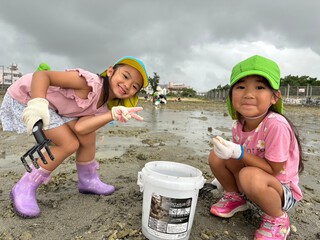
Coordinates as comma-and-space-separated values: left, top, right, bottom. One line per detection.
1, 0, 320, 91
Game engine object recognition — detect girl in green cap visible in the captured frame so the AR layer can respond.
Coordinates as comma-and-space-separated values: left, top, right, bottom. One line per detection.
208, 55, 303, 240
0, 56, 148, 218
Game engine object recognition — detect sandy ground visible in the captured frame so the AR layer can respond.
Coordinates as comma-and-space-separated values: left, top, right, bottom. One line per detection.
0, 96, 320, 240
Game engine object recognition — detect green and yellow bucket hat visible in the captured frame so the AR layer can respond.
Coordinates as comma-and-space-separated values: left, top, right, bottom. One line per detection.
101, 56, 148, 109
227, 55, 283, 120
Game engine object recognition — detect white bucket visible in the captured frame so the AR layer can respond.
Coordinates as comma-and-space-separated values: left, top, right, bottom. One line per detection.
137, 161, 205, 240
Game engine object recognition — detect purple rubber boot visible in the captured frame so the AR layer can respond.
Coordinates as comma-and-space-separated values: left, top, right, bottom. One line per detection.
10, 167, 51, 218
76, 160, 115, 195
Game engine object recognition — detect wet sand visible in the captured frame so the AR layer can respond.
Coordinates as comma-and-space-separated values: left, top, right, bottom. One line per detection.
0, 97, 320, 240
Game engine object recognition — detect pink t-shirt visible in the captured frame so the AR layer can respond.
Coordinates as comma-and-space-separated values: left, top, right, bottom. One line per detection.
8, 68, 108, 117
232, 112, 302, 201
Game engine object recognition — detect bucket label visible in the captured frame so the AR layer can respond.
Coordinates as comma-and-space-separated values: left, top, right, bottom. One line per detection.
148, 193, 192, 236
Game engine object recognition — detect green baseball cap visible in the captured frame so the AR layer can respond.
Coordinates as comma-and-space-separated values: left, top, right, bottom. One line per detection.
227, 55, 283, 120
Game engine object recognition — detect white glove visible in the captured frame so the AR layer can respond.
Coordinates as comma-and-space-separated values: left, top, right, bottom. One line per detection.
22, 98, 50, 134
211, 136, 244, 160
111, 106, 144, 123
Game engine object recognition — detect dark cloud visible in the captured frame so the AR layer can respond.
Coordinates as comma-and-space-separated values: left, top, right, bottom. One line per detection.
1, 0, 320, 91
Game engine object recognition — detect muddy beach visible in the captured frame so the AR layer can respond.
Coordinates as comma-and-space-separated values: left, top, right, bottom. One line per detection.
0, 97, 319, 240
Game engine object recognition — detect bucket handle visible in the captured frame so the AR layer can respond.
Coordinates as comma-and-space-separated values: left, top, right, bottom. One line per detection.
137, 171, 144, 192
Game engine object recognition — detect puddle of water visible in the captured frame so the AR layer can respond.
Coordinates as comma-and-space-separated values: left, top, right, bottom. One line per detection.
123, 108, 233, 155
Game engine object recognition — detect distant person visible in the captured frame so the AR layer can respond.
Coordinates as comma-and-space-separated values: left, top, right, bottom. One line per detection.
208, 55, 303, 239
0, 56, 148, 218
158, 94, 167, 104
36, 62, 51, 71
153, 91, 159, 104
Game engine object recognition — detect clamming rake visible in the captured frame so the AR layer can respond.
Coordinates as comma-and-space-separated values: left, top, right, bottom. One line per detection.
21, 120, 54, 172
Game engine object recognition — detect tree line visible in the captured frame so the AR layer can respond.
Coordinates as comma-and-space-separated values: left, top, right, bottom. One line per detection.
143, 73, 319, 97
214, 75, 320, 90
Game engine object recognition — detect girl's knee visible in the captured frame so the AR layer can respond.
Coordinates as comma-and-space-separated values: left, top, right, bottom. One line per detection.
208, 151, 224, 168
240, 167, 258, 178
239, 167, 263, 189
62, 138, 80, 154
77, 132, 96, 147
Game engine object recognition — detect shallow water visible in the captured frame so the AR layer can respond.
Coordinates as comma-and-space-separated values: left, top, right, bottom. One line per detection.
103, 106, 319, 157
1, 106, 318, 170
99, 107, 234, 158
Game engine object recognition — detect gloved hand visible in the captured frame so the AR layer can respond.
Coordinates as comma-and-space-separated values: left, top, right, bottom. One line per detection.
111, 106, 144, 123
22, 98, 50, 134
211, 136, 244, 160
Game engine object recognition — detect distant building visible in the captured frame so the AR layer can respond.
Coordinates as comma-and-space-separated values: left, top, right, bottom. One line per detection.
0, 64, 23, 86
157, 84, 168, 95
144, 81, 191, 95
167, 82, 190, 94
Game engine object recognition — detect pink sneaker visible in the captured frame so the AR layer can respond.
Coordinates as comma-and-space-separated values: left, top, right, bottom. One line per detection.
210, 192, 248, 218
254, 212, 290, 240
